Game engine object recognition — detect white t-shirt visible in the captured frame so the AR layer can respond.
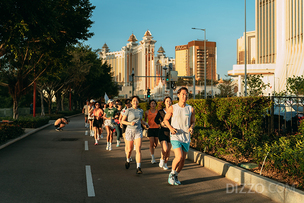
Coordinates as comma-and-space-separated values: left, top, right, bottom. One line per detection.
170, 103, 193, 143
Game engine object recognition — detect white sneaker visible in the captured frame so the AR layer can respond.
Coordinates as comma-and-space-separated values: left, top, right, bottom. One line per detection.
106, 145, 109, 150
163, 163, 169, 170
109, 145, 112, 151
151, 159, 156, 164
159, 161, 164, 168
100, 134, 103, 139
130, 157, 133, 162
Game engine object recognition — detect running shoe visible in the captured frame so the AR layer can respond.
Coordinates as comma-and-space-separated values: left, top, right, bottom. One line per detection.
106, 145, 109, 150
94, 143, 98, 146
125, 161, 130, 169
116, 141, 120, 147
151, 159, 157, 164
175, 175, 181, 185
162, 163, 169, 170
100, 134, 103, 139
168, 173, 178, 185
55, 128, 60, 131
159, 161, 164, 168
60, 128, 63, 131
130, 157, 132, 162
108, 145, 112, 151
136, 167, 142, 174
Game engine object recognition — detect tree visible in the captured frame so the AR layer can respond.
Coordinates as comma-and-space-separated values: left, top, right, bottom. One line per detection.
286, 75, 304, 96
0, 0, 95, 118
243, 74, 270, 96
216, 78, 236, 97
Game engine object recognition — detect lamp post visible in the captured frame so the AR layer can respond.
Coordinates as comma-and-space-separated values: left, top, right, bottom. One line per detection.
192, 27, 207, 99
244, 0, 247, 96
131, 69, 135, 96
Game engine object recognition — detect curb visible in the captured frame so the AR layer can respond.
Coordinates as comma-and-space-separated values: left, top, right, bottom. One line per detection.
0, 114, 81, 151
0, 123, 53, 150
186, 148, 304, 203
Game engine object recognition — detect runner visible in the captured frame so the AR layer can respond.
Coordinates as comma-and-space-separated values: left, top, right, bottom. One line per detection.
145, 99, 159, 164
119, 99, 132, 159
154, 96, 172, 170
82, 100, 89, 128
121, 96, 149, 174
93, 102, 104, 145
88, 99, 95, 136
163, 87, 195, 185
114, 102, 122, 147
54, 117, 69, 131
103, 99, 118, 151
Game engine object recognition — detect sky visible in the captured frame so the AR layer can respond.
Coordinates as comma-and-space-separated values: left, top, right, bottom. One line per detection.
83, 0, 256, 79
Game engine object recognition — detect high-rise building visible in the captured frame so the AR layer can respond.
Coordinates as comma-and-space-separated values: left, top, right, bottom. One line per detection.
175, 40, 217, 81
229, 0, 304, 95
99, 30, 174, 97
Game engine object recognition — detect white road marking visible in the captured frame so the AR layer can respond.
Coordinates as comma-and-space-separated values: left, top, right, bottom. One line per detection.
85, 141, 88, 151
85, 165, 95, 197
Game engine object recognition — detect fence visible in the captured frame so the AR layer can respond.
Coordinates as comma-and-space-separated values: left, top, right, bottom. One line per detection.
264, 96, 304, 135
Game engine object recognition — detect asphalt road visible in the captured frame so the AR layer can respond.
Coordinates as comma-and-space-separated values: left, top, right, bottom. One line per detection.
0, 115, 275, 203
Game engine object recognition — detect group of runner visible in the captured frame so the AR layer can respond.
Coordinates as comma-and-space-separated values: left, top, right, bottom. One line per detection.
82, 87, 195, 185
83, 99, 122, 149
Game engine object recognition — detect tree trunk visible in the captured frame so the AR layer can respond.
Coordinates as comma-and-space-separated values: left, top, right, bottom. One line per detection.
48, 98, 52, 115
13, 99, 19, 119
40, 92, 45, 116
61, 94, 65, 111
56, 92, 61, 113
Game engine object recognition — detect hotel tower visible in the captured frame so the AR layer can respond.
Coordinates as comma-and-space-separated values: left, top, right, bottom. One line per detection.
229, 0, 304, 95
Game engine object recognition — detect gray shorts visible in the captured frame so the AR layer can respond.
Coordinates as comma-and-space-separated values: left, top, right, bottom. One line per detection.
104, 119, 114, 128
125, 128, 143, 141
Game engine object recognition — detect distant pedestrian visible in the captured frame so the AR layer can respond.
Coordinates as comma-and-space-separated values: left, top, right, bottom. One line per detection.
154, 96, 172, 170
54, 117, 70, 131
88, 99, 95, 136
145, 99, 159, 164
82, 100, 90, 128
103, 99, 118, 151
93, 102, 104, 145
121, 96, 149, 174
164, 87, 195, 185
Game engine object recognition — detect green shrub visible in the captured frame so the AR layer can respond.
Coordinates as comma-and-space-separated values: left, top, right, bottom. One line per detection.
0, 124, 24, 144
0, 116, 50, 128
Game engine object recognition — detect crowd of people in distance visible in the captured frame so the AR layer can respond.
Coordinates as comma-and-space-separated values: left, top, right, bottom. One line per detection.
81, 87, 195, 185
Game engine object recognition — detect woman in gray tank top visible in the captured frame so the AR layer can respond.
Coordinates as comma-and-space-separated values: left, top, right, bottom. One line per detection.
163, 87, 195, 185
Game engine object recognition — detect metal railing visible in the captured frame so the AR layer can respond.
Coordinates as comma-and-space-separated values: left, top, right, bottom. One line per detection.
264, 95, 304, 135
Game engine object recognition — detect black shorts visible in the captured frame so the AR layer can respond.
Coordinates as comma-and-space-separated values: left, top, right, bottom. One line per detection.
54, 124, 60, 128
158, 128, 170, 143
148, 128, 159, 137
122, 124, 127, 134
85, 115, 88, 118
93, 119, 103, 128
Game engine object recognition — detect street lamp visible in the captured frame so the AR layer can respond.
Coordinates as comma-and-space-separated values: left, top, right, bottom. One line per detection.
131, 69, 134, 96
192, 27, 207, 99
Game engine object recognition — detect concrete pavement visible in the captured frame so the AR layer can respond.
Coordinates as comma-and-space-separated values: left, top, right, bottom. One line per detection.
0, 115, 275, 203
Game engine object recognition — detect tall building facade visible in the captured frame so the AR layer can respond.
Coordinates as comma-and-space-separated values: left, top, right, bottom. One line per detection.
175, 40, 217, 81
99, 30, 174, 97
229, 0, 304, 95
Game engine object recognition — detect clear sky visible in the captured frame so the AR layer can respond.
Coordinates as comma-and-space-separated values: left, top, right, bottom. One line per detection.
83, 0, 256, 79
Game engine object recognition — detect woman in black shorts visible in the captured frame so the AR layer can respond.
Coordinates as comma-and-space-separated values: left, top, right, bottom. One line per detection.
93, 102, 104, 145
154, 96, 172, 170
145, 99, 159, 164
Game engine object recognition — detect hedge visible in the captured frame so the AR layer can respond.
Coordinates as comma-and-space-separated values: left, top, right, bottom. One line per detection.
0, 124, 24, 144
141, 96, 303, 189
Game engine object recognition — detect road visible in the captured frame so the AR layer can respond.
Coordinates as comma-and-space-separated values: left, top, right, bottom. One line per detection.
0, 115, 275, 203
